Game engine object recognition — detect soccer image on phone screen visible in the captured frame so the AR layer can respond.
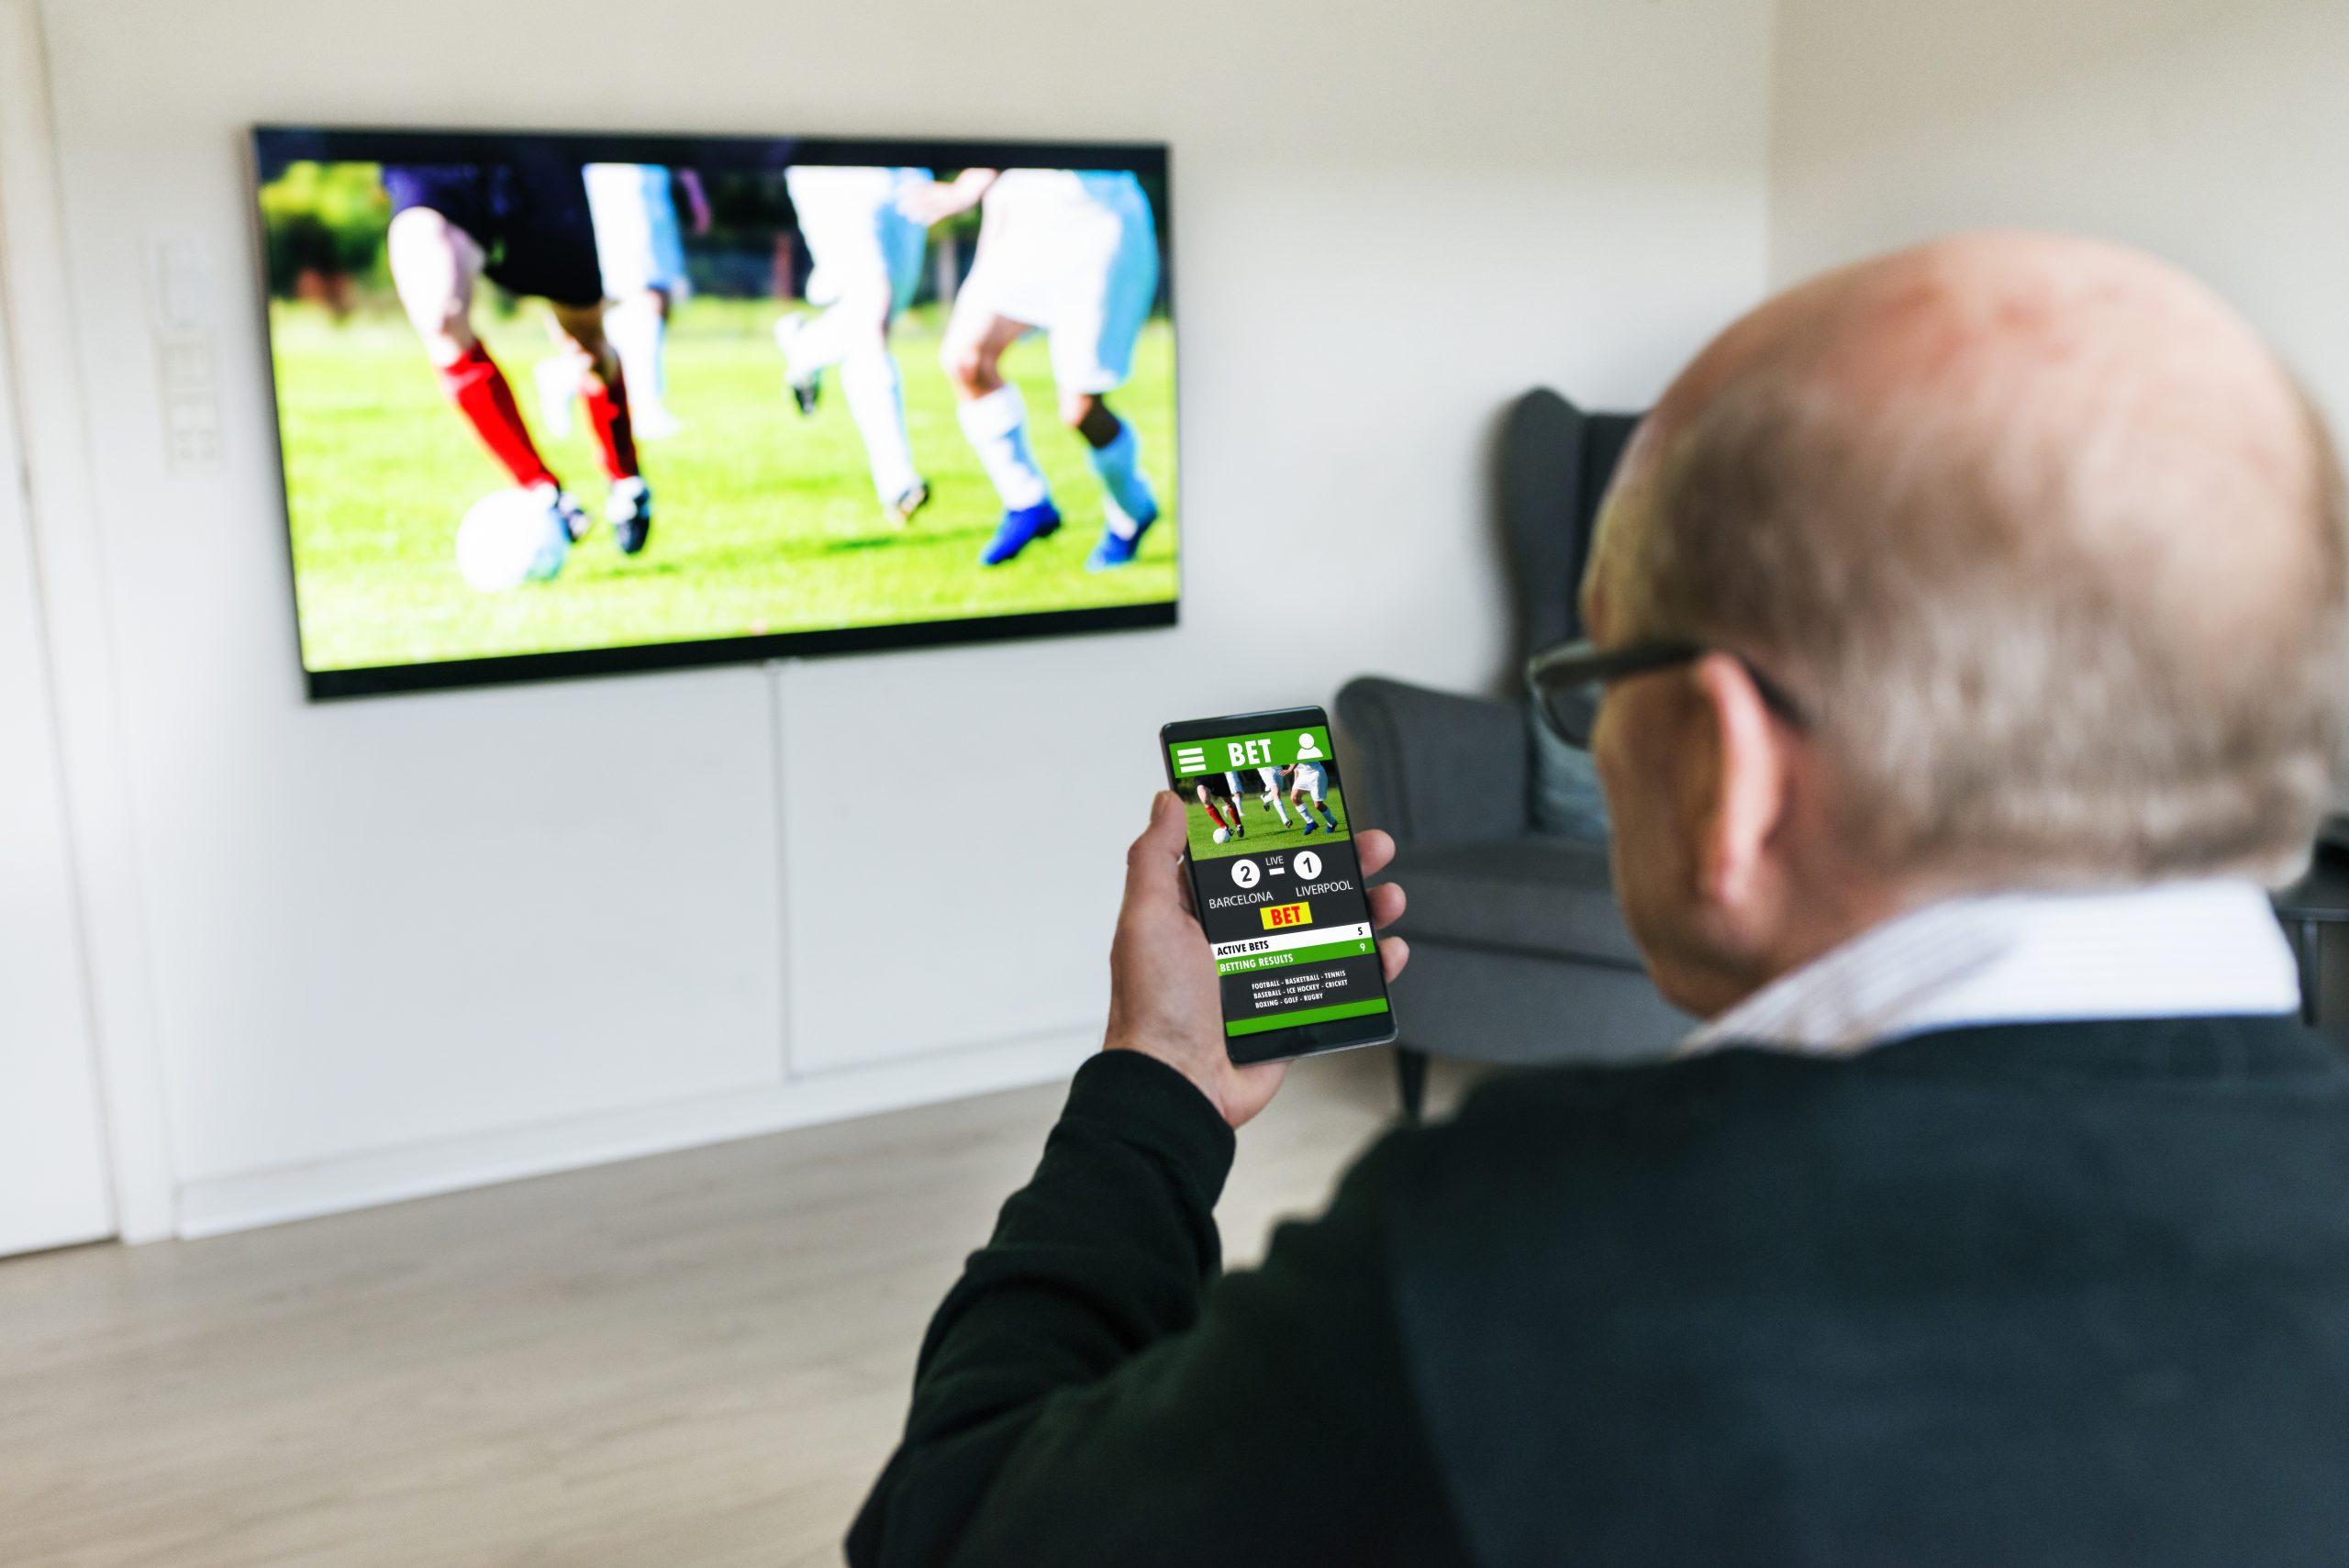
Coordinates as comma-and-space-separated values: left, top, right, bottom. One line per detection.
1165, 720, 1393, 1055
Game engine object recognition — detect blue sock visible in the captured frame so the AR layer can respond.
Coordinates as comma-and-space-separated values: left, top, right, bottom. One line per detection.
1086, 419, 1157, 531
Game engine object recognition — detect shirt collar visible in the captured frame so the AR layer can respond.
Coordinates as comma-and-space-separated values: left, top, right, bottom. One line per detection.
1681, 879, 2301, 1058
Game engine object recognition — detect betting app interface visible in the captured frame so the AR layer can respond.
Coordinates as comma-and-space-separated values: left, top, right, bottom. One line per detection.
1167, 723, 1391, 1042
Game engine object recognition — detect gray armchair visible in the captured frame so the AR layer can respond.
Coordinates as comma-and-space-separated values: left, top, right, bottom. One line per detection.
1337, 389, 1688, 1118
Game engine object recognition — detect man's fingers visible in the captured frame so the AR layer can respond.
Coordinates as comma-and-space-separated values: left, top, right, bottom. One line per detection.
1356, 828, 1397, 879
1368, 881, 1407, 929
1378, 934, 1410, 984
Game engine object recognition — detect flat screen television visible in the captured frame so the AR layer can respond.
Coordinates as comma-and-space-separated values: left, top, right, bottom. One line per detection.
249, 127, 1177, 698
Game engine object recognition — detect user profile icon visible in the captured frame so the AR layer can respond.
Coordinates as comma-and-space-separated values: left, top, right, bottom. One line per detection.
1296, 731, 1324, 760
1230, 860, 1262, 889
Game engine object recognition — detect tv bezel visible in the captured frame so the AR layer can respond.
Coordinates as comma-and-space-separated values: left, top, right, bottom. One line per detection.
247, 125, 1178, 701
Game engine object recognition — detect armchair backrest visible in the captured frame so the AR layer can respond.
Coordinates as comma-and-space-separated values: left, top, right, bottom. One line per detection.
1500, 388, 1642, 660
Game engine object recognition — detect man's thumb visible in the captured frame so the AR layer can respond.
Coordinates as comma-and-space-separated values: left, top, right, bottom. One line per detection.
1144, 789, 1189, 851
1125, 791, 1188, 893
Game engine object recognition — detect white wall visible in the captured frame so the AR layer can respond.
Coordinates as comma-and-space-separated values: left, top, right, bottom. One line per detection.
23, 0, 1774, 1235
1771, 0, 2349, 421
0, 256, 114, 1257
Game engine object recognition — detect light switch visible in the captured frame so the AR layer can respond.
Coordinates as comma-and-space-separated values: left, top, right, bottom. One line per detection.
146, 234, 221, 474
149, 235, 213, 332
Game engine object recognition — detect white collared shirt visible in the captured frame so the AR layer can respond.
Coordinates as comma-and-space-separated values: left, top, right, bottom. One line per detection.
1680, 879, 2302, 1057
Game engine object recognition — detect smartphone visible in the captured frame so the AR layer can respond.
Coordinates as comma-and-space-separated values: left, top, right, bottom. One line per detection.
1162, 706, 1399, 1065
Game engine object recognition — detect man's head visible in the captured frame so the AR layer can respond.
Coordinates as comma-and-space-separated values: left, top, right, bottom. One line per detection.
1584, 231, 2349, 1018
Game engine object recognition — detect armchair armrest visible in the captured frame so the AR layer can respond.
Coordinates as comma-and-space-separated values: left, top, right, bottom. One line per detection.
1336, 675, 1531, 851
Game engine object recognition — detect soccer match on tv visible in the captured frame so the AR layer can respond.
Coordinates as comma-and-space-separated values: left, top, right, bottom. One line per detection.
1178, 751, 1350, 862
252, 128, 1178, 689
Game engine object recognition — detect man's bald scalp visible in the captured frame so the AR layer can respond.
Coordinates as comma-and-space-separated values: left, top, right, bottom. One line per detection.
1593, 231, 2349, 885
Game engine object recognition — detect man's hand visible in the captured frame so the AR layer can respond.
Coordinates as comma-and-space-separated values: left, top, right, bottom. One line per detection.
1105, 791, 1410, 1129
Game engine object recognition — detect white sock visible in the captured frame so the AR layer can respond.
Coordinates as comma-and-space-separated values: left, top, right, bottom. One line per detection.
533, 355, 582, 439
606, 294, 668, 407
957, 385, 1050, 512
1087, 419, 1157, 536
1267, 793, 1290, 824
841, 339, 918, 505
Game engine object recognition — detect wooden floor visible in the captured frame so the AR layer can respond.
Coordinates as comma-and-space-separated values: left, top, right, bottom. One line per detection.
0, 1048, 1472, 1568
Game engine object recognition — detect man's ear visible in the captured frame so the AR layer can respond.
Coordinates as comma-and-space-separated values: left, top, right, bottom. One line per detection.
1687, 651, 1789, 912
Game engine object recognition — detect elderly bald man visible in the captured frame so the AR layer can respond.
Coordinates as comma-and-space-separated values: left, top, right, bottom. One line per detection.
850, 234, 2349, 1568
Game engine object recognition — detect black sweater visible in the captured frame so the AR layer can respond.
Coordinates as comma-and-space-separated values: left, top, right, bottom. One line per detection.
847, 1017, 2349, 1567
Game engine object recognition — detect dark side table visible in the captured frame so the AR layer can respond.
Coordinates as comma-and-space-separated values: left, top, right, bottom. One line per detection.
2273, 848, 2349, 1027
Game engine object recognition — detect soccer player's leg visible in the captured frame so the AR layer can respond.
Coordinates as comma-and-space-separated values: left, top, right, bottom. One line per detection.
1193, 783, 1232, 836
1065, 392, 1157, 572
944, 306, 1059, 564
778, 247, 925, 521
1293, 785, 1320, 835
550, 300, 651, 556
1059, 228, 1163, 571
585, 163, 687, 439
774, 299, 841, 415
532, 344, 587, 440
848, 205, 932, 523
392, 207, 560, 493
1302, 768, 1340, 831
1222, 773, 1248, 837
775, 168, 854, 414
1259, 768, 1293, 826
789, 266, 924, 522
605, 288, 682, 439
842, 329, 925, 523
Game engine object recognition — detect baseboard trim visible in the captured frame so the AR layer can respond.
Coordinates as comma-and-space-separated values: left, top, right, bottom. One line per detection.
173, 1027, 1096, 1240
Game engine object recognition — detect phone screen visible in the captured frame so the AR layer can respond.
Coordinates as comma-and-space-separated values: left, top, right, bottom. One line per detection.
1163, 709, 1397, 1064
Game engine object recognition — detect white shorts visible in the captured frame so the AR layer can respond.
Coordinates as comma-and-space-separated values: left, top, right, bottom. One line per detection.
1258, 768, 1284, 793
786, 165, 930, 317
584, 163, 689, 299
952, 170, 1159, 395
1290, 763, 1328, 801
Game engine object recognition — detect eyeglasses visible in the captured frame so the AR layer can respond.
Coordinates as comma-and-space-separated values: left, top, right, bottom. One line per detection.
1526, 637, 1809, 749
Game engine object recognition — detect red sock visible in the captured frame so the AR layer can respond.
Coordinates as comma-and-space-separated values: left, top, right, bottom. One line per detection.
439, 342, 555, 489
581, 364, 640, 482
1203, 800, 1230, 830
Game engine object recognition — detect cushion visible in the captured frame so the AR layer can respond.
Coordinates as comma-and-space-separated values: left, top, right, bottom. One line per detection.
1383, 835, 1644, 969
1526, 701, 1611, 840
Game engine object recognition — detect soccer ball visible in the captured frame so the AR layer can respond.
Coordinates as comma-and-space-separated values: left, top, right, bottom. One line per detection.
1211, 827, 1230, 845
455, 488, 571, 593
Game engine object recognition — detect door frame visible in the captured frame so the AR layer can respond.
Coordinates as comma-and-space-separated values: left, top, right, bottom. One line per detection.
0, 0, 177, 1242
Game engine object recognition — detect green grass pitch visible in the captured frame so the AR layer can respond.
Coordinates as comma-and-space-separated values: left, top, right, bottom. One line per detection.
268, 297, 1180, 671
1184, 784, 1351, 862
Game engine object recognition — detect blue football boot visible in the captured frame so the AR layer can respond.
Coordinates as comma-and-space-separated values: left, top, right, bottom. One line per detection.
1085, 503, 1159, 572
980, 501, 1061, 566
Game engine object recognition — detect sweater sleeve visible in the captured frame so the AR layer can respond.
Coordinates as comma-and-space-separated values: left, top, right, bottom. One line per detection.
845, 1051, 1467, 1568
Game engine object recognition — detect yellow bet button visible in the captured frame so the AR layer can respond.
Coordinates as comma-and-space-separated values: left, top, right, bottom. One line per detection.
1261, 901, 1313, 930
